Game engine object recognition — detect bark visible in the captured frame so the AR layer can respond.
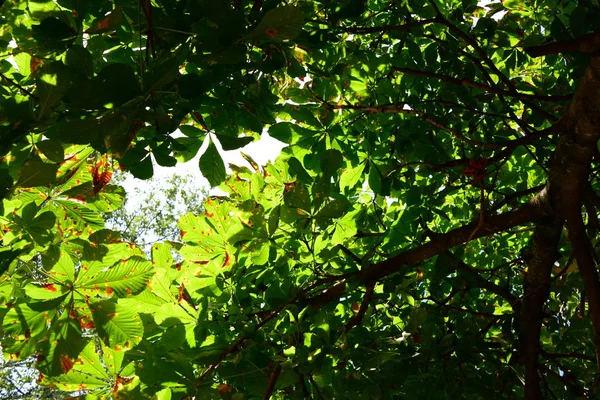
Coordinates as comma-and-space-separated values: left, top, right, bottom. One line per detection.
359, 196, 549, 284
525, 30, 600, 57
520, 217, 563, 400
549, 55, 600, 373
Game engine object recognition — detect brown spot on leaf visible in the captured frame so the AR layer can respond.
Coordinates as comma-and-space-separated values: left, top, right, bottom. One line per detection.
79, 317, 95, 329
223, 252, 231, 268
60, 355, 74, 373
42, 283, 57, 292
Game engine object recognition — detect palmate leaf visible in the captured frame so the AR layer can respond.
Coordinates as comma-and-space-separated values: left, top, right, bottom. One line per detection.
199, 137, 226, 187
77, 256, 154, 298
15, 158, 59, 188
90, 299, 144, 350
36, 61, 71, 119
40, 340, 112, 391
37, 309, 89, 376
1, 300, 61, 359
54, 145, 95, 185
154, 302, 199, 348
3, 0, 600, 397
49, 199, 104, 238
42, 246, 76, 283
245, 5, 305, 42
178, 199, 244, 271
25, 282, 69, 300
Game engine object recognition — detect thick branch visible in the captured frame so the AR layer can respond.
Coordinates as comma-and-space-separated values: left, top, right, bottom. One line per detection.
542, 350, 595, 362
358, 194, 548, 284
519, 216, 562, 400
525, 30, 600, 57
393, 67, 572, 102
550, 55, 600, 373
263, 362, 282, 400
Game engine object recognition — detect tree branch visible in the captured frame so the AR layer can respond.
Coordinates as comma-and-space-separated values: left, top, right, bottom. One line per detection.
392, 67, 572, 102
342, 18, 438, 34
358, 192, 549, 284
525, 30, 600, 57
325, 100, 555, 149
542, 350, 595, 362
263, 362, 282, 400
0, 71, 38, 99
549, 55, 600, 374
456, 261, 519, 307
344, 283, 375, 331
519, 216, 563, 400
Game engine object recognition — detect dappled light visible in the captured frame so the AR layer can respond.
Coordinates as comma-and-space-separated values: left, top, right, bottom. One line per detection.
1, 0, 600, 399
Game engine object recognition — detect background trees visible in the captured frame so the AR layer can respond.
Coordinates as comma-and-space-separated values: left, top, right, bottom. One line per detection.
1, 0, 600, 398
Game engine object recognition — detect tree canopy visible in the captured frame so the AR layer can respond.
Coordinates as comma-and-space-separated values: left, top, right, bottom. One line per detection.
1, 0, 600, 398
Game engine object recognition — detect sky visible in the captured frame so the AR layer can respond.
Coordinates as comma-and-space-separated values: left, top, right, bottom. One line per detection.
119, 130, 287, 214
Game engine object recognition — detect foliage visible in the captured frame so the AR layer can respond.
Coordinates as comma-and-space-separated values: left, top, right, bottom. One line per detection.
1, 0, 600, 399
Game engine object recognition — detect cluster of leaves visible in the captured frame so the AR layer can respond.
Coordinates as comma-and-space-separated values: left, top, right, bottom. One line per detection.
1, 0, 600, 399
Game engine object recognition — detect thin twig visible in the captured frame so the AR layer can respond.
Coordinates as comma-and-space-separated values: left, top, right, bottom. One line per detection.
0, 71, 38, 99
393, 67, 572, 102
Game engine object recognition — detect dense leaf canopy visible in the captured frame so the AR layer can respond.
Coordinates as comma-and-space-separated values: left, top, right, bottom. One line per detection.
1, 0, 600, 398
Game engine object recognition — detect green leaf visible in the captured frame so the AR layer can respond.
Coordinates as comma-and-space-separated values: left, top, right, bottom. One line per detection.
90, 299, 144, 350
246, 6, 305, 42
41, 341, 112, 391
177, 73, 212, 100
173, 136, 204, 162
320, 149, 343, 178
179, 125, 205, 138
199, 137, 226, 187
214, 134, 254, 151
36, 140, 64, 162
50, 199, 104, 238
66, 63, 140, 109
16, 159, 59, 187
32, 17, 76, 48
128, 154, 154, 180
65, 45, 94, 78
86, 7, 123, 34
25, 282, 69, 300
268, 205, 280, 235
36, 62, 71, 119
2, 300, 60, 346
77, 256, 154, 297
283, 181, 311, 212
315, 197, 350, 219
340, 161, 366, 192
